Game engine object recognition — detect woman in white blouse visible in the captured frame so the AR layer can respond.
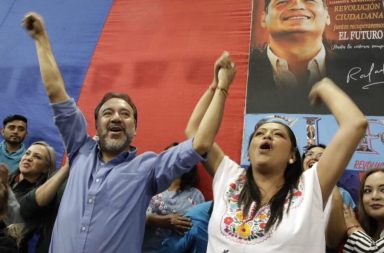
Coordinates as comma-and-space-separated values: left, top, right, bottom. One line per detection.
186, 51, 367, 253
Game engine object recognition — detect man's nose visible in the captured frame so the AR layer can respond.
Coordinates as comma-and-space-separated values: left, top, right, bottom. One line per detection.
111, 112, 122, 121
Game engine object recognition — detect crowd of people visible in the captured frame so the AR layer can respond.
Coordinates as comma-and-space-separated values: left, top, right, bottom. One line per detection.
0, 9, 381, 253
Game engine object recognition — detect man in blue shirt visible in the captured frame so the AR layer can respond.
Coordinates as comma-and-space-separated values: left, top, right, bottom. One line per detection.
22, 12, 236, 253
0, 114, 28, 173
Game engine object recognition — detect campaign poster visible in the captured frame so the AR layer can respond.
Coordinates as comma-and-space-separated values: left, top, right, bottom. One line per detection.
243, 0, 384, 200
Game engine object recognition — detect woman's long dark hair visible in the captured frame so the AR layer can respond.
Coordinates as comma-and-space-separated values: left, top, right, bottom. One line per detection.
358, 168, 384, 238
238, 120, 303, 232
180, 166, 199, 191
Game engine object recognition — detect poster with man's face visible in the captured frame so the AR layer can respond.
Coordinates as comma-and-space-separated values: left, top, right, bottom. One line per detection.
243, 0, 384, 200
246, 0, 383, 115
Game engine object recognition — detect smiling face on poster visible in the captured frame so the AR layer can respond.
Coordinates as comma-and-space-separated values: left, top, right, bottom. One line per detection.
246, 0, 383, 115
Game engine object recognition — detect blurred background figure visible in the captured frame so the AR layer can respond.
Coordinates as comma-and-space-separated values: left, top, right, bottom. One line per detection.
0, 164, 23, 227
158, 200, 213, 253
9, 141, 56, 253
19, 159, 69, 253
0, 115, 28, 173
0, 172, 19, 253
142, 142, 205, 253
343, 168, 384, 253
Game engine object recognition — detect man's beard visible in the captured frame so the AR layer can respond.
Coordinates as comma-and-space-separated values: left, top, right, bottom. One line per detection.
6, 136, 22, 145
98, 132, 132, 155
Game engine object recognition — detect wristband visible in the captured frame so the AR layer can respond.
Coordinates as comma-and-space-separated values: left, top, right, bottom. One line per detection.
216, 87, 228, 97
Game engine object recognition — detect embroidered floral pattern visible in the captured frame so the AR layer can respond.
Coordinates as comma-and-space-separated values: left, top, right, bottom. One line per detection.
147, 189, 204, 216
148, 192, 170, 215
220, 171, 304, 244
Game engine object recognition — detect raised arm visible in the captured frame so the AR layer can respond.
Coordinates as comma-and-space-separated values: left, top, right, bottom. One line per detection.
22, 12, 69, 103
309, 78, 367, 206
35, 160, 69, 207
187, 52, 235, 174
191, 51, 236, 155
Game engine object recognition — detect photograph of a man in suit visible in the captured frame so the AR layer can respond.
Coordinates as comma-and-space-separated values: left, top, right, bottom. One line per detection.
259, 0, 330, 88
247, 0, 336, 114
247, 0, 383, 115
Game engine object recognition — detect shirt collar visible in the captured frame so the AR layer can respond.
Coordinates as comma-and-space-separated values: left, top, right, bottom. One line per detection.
0, 140, 25, 155
266, 45, 326, 86
96, 142, 137, 164
267, 45, 326, 72
309, 45, 326, 77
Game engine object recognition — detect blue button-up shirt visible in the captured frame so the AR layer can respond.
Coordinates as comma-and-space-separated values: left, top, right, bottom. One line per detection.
49, 99, 204, 253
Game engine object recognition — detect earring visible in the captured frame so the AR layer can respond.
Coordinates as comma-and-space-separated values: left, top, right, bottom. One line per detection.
289, 159, 294, 164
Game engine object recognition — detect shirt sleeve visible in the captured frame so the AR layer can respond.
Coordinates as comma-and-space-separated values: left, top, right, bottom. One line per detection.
149, 139, 206, 195
18, 189, 47, 221
212, 156, 243, 202
343, 230, 384, 253
51, 98, 90, 159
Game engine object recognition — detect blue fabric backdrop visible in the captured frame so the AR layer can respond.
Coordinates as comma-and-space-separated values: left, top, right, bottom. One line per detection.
0, 0, 113, 165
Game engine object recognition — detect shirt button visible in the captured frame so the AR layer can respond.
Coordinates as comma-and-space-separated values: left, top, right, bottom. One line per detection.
95, 178, 100, 183
88, 198, 94, 204
81, 226, 86, 232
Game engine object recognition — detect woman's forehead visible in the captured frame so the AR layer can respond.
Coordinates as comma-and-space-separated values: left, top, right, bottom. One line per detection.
257, 122, 288, 131
365, 171, 384, 185
28, 144, 47, 155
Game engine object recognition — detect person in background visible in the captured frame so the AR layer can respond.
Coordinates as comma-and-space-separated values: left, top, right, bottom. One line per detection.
8, 141, 55, 201
157, 201, 214, 253
142, 143, 205, 253
8, 141, 56, 253
0, 164, 23, 226
0, 115, 28, 173
343, 168, 384, 253
19, 159, 69, 253
0, 174, 19, 253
